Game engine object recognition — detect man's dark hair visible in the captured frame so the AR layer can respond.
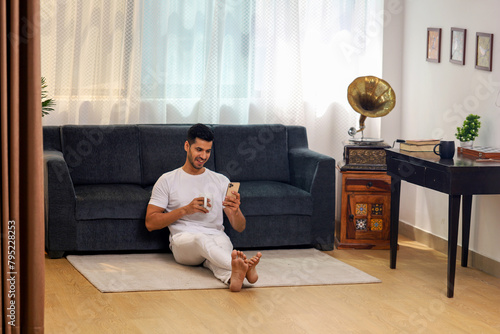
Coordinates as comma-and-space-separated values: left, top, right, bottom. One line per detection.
187, 123, 214, 145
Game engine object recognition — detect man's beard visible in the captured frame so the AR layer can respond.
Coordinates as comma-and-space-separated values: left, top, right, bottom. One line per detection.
189, 155, 204, 169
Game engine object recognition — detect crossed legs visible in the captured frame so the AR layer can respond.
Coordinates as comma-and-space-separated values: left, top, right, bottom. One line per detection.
170, 232, 262, 292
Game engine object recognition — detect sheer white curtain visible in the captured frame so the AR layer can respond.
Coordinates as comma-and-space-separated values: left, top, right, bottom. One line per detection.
41, 0, 143, 124
41, 0, 384, 159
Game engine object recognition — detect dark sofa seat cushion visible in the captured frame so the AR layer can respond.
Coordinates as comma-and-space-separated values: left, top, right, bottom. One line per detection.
239, 181, 313, 217
76, 219, 170, 251
62, 125, 142, 185
213, 124, 290, 182
225, 215, 311, 248
75, 184, 151, 220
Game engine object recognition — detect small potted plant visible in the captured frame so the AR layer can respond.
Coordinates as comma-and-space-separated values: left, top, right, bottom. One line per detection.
455, 114, 480, 148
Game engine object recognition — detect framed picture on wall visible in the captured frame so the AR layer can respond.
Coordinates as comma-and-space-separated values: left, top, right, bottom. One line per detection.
475, 32, 493, 71
426, 28, 441, 63
450, 28, 466, 65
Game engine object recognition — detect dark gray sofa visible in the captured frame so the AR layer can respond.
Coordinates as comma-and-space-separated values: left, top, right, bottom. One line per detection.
43, 124, 336, 258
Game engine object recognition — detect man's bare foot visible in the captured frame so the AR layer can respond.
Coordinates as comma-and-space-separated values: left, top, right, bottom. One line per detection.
229, 250, 248, 292
245, 252, 262, 284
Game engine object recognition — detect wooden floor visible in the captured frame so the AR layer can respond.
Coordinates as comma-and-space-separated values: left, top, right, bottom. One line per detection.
45, 236, 500, 333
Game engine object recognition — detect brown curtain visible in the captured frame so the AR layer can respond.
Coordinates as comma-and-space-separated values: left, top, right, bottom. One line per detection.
1, 0, 45, 333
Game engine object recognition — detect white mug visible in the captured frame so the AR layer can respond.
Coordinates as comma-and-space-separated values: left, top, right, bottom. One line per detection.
198, 193, 213, 211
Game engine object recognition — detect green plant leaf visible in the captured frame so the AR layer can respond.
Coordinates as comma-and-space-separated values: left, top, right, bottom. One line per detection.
41, 77, 56, 117
455, 114, 480, 141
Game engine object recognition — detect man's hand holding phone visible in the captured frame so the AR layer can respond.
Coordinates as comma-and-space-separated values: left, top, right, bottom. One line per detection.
223, 182, 245, 232
223, 182, 240, 211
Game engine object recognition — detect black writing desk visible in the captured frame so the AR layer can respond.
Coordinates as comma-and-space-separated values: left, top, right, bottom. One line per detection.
385, 148, 500, 297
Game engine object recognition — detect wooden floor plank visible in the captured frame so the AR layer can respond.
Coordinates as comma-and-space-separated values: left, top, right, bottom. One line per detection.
45, 236, 500, 333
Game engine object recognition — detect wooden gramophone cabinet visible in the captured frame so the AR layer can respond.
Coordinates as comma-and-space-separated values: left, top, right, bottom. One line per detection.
336, 142, 391, 249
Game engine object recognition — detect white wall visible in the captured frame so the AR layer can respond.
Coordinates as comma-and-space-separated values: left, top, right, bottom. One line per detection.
382, 0, 500, 263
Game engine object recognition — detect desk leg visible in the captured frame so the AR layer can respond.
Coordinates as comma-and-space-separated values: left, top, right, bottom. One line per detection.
461, 195, 473, 267
390, 177, 401, 269
447, 195, 461, 298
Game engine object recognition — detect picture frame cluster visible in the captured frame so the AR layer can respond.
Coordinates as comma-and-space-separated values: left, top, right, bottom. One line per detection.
426, 27, 493, 71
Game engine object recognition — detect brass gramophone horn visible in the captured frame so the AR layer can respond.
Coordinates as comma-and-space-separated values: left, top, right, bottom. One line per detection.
347, 76, 396, 137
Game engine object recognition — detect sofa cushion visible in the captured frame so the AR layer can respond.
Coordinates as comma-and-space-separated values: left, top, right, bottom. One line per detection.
138, 125, 216, 186
75, 184, 151, 220
62, 125, 142, 185
213, 125, 290, 182
239, 181, 313, 216
225, 215, 311, 248
76, 219, 170, 251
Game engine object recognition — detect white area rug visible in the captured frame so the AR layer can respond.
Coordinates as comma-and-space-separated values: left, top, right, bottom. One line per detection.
66, 248, 380, 293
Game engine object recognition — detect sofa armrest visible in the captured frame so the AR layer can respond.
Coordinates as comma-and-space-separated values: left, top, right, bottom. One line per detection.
289, 148, 335, 191
44, 150, 77, 257
289, 148, 336, 250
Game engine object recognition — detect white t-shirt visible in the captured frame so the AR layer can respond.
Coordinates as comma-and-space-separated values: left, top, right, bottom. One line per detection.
149, 167, 230, 237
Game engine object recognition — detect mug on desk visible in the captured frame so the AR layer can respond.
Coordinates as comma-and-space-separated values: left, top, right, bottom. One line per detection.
433, 141, 455, 159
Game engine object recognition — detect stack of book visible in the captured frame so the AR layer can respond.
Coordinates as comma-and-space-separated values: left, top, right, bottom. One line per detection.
400, 139, 440, 152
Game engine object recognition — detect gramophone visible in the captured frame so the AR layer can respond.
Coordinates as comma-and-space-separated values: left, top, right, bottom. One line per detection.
342, 76, 396, 171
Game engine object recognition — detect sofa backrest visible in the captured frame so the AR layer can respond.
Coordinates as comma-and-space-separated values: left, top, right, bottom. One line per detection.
139, 124, 215, 185
44, 124, 297, 186
43, 126, 63, 151
286, 125, 309, 150
213, 124, 290, 183
61, 125, 142, 185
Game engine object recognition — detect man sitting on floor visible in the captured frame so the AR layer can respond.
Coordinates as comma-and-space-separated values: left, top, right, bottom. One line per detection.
145, 123, 262, 291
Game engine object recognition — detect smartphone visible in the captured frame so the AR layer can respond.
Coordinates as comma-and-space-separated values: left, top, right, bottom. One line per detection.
225, 182, 240, 199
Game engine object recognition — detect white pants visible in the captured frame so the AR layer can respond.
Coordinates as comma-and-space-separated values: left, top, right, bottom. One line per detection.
170, 232, 233, 284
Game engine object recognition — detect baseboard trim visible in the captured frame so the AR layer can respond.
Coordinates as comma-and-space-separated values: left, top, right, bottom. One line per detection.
399, 221, 500, 279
